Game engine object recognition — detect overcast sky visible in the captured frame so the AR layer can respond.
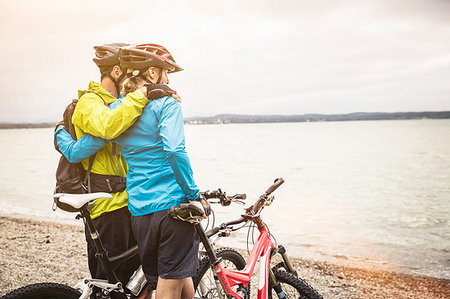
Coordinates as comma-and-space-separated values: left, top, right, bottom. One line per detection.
0, 0, 449, 123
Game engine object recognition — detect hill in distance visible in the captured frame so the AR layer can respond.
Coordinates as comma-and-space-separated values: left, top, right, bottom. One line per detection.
1, 111, 449, 129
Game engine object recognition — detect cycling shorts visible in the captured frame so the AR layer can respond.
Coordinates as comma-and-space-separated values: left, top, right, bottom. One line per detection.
131, 208, 199, 282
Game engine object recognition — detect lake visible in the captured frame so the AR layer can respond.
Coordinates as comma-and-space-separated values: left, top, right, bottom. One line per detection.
0, 119, 449, 279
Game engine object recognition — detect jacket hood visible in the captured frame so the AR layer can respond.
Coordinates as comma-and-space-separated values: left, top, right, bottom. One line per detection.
78, 81, 117, 104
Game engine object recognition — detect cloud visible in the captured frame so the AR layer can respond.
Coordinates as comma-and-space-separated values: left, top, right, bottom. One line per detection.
0, 0, 449, 122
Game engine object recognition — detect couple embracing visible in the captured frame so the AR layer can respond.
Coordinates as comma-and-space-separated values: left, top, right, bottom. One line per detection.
55, 43, 209, 299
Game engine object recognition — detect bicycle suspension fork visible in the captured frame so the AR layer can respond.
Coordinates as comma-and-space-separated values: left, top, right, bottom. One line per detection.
268, 245, 297, 299
194, 223, 227, 299
277, 245, 296, 274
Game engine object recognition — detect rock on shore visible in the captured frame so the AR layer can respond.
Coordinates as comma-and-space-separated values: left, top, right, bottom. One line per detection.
0, 216, 448, 298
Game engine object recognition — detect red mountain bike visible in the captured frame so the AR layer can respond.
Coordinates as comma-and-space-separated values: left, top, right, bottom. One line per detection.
192, 178, 323, 299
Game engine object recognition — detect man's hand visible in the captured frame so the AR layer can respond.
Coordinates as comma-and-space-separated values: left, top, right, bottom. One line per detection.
171, 92, 182, 103
140, 83, 181, 102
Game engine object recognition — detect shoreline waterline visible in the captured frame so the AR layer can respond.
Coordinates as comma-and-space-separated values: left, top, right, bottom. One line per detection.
1, 215, 449, 298
0, 210, 441, 279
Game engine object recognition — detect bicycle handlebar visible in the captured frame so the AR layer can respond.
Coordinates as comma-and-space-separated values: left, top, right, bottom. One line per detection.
265, 177, 285, 195
205, 178, 285, 235
201, 189, 246, 206
206, 216, 246, 238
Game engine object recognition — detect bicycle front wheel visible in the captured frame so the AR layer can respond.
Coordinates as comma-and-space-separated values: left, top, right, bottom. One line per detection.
269, 269, 323, 299
2, 282, 81, 299
194, 247, 250, 299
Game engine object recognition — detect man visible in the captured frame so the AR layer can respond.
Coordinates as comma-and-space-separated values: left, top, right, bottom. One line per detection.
55, 43, 150, 299
56, 43, 209, 299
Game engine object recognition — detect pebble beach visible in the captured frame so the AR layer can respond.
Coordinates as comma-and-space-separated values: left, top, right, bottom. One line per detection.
0, 215, 449, 298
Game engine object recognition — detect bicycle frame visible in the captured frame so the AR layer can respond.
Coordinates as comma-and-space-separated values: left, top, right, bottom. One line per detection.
196, 224, 276, 299
195, 178, 288, 299
76, 206, 147, 298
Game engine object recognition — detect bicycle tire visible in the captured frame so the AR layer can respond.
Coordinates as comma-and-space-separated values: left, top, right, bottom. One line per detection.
272, 261, 298, 277
2, 282, 81, 299
269, 269, 323, 299
194, 247, 250, 299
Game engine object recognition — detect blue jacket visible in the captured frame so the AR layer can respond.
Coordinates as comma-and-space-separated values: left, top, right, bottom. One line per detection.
55, 96, 199, 216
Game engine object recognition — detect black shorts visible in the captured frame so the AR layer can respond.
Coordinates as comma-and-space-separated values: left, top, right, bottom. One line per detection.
131, 209, 199, 282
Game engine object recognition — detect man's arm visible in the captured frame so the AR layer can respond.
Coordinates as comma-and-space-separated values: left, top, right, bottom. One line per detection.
55, 126, 108, 163
72, 89, 148, 139
159, 98, 199, 200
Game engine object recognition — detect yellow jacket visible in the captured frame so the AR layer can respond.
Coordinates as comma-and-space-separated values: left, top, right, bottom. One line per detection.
72, 81, 148, 219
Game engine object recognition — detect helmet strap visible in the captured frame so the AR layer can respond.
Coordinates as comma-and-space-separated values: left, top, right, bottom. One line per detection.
139, 73, 152, 84
115, 72, 126, 95
105, 72, 122, 97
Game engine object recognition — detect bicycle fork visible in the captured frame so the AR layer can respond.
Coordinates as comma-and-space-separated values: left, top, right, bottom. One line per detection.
195, 223, 227, 299
278, 245, 296, 274
269, 269, 286, 299
268, 245, 297, 299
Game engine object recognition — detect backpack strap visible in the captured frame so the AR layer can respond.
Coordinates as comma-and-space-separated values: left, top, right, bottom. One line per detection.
84, 153, 97, 193
84, 90, 107, 105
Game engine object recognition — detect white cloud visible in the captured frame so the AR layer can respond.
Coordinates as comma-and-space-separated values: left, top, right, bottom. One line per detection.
0, 0, 449, 122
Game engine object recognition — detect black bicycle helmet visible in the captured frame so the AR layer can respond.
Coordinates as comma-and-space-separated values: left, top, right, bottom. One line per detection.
93, 43, 130, 67
93, 43, 130, 95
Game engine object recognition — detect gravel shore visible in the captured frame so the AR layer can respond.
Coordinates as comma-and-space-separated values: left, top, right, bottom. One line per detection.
0, 215, 448, 298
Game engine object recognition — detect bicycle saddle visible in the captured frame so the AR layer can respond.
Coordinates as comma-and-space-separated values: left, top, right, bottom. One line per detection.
53, 193, 112, 212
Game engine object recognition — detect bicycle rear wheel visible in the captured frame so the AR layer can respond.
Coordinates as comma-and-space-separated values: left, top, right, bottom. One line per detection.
269, 269, 323, 299
2, 282, 81, 299
194, 247, 250, 299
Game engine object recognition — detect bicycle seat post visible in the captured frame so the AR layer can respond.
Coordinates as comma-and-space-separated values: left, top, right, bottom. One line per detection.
79, 206, 120, 284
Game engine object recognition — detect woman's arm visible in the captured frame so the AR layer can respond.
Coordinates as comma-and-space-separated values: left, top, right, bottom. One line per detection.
158, 98, 199, 201
54, 126, 108, 163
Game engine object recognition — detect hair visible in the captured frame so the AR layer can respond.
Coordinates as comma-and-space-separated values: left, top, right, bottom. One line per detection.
99, 65, 114, 81
99, 65, 126, 81
122, 76, 147, 96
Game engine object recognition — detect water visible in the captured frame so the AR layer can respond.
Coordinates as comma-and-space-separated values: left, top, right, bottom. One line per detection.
0, 120, 449, 279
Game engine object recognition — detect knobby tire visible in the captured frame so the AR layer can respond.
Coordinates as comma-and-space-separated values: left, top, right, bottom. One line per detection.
2, 282, 81, 299
194, 247, 250, 299
269, 269, 323, 299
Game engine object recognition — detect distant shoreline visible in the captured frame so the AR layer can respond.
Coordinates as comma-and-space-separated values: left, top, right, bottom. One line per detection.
1, 111, 449, 129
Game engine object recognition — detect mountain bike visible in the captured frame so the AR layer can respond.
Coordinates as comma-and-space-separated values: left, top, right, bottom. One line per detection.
2, 191, 247, 299
189, 178, 323, 299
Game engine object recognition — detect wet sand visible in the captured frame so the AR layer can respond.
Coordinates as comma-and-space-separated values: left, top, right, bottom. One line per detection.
0, 216, 448, 298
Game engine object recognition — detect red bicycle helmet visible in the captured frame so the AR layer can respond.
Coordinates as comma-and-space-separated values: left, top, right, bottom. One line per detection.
119, 43, 183, 73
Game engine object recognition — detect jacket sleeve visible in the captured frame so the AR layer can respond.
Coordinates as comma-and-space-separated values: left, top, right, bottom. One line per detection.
159, 98, 200, 200
54, 126, 108, 163
72, 89, 148, 139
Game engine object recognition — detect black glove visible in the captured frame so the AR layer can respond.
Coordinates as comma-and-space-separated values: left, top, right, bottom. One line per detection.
196, 193, 211, 216
168, 194, 211, 224
144, 83, 176, 100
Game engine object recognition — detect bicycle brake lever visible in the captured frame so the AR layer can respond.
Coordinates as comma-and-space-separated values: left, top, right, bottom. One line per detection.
231, 198, 245, 205
207, 200, 221, 204
265, 195, 274, 206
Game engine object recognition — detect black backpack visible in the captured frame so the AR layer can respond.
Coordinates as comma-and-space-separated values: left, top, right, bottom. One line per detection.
53, 93, 127, 197
54, 99, 96, 194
